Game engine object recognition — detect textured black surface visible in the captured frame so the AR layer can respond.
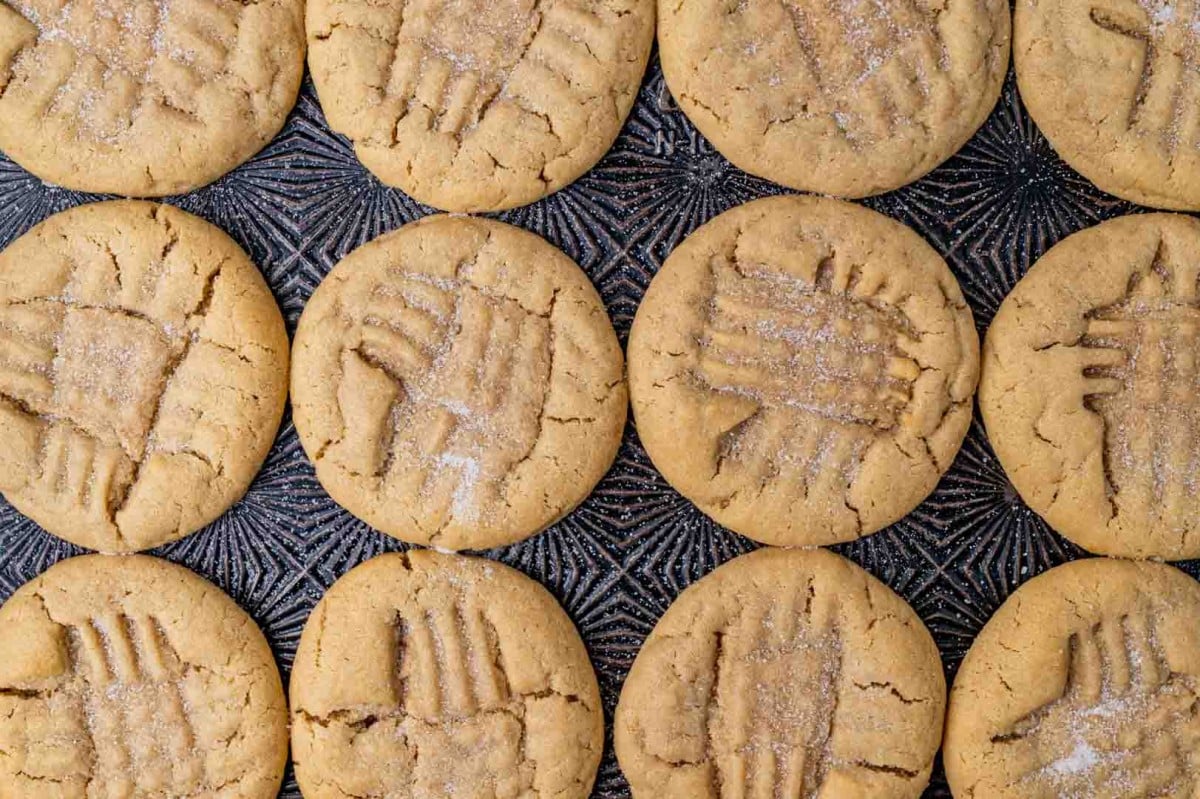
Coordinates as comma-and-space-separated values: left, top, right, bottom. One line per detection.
0, 57, 1184, 798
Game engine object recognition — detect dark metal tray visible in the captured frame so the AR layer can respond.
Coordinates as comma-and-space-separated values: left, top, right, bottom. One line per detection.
2, 55, 1189, 797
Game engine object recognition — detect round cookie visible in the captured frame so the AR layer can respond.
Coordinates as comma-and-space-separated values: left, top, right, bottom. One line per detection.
0, 554, 289, 798
292, 215, 626, 550
306, 0, 655, 212
0, 200, 290, 553
615, 547, 946, 799
0, 0, 305, 196
945, 558, 1200, 798
1016, 0, 1200, 209
291, 550, 604, 799
981, 214, 1200, 559
628, 195, 979, 547
657, 0, 1010, 198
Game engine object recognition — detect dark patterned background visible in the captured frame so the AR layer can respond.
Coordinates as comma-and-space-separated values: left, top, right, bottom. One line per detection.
1, 56, 1190, 798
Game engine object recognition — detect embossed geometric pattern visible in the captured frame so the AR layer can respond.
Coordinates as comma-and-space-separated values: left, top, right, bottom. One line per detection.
0, 54, 1192, 798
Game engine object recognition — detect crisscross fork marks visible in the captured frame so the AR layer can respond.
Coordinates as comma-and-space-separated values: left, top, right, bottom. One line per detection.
1089, 0, 1200, 152
700, 253, 920, 492
9, 0, 248, 140
0, 291, 208, 532
1078, 239, 1200, 522
337, 271, 553, 525
64, 613, 206, 793
703, 584, 843, 799
778, 0, 949, 140
305, 599, 524, 795
992, 613, 1200, 797
379, 0, 617, 137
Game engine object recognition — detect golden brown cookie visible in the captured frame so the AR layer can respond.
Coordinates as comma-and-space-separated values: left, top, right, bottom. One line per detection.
291, 214, 626, 551
945, 557, 1200, 798
615, 547, 946, 799
0, 554, 289, 798
628, 195, 979, 547
981, 213, 1200, 559
0, 0, 305, 196
0, 200, 290, 553
657, 0, 1010, 198
305, 0, 655, 212
291, 550, 604, 799
1016, 0, 1200, 209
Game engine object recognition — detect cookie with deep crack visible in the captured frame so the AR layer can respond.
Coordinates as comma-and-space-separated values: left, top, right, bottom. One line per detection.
1016, 0, 1200, 209
615, 547, 946, 799
628, 195, 979, 547
945, 557, 1200, 798
657, 0, 1010, 198
981, 213, 1200, 559
305, 0, 655, 212
0, 0, 305, 196
0, 553, 289, 798
291, 214, 626, 550
291, 550, 604, 799
0, 200, 290, 553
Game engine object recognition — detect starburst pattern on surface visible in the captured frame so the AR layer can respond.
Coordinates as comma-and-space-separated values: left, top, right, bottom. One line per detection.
0, 154, 108, 249
871, 70, 1136, 329
589, 62, 783, 334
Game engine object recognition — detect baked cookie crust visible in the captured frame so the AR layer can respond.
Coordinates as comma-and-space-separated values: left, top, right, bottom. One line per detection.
291, 215, 626, 550
0, 200, 290, 553
658, 0, 1010, 197
628, 195, 978, 547
0, 0, 305, 196
306, 0, 655, 212
615, 547, 946, 799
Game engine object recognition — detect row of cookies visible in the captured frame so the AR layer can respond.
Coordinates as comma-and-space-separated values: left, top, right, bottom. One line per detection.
0, 0, 657, 208
0, 546, 608, 797
0, 0, 1009, 211
4, 530, 1197, 796
3, 191, 1191, 562
1, 0, 1189, 211
0, 199, 626, 554
659, 0, 1200, 211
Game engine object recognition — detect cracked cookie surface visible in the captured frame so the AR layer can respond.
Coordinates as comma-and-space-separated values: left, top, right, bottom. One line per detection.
305, 0, 654, 212
945, 557, 1200, 799
1016, 0, 1200, 209
657, 0, 1009, 198
290, 550, 604, 799
627, 195, 978, 547
614, 547, 946, 799
0, 0, 305, 196
981, 213, 1200, 559
0, 553, 289, 798
291, 214, 626, 550
0, 200, 289, 553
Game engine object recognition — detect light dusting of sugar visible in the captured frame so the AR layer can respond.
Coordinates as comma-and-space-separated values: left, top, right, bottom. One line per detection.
763, 0, 949, 138
13, 0, 227, 144
361, 272, 553, 530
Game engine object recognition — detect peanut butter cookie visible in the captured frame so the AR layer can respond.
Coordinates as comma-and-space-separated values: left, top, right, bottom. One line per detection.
982, 213, 1200, 559
0, 200, 290, 553
0, 0, 305, 196
1016, 0, 1200, 209
0, 554, 289, 798
658, 0, 1010, 197
945, 557, 1200, 798
306, 0, 655, 212
291, 550, 604, 799
291, 215, 626, 551
615, 547, 946, 799
628, 195, 979, 547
